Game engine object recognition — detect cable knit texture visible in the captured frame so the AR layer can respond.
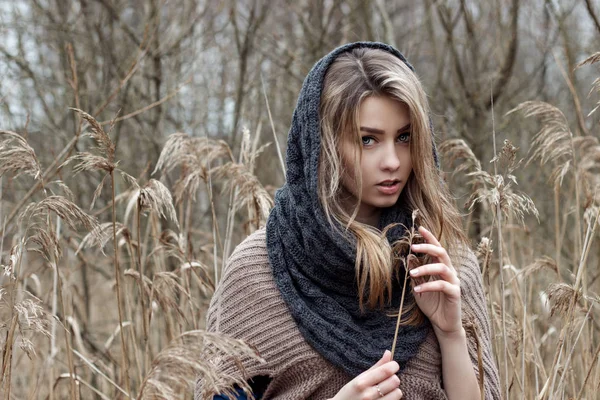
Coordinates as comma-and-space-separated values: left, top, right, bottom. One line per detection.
194, 228, 501, 400
265, 41, 439, 378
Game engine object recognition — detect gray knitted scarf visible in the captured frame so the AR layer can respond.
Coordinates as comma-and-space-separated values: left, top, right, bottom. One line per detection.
266, 42, 436, 378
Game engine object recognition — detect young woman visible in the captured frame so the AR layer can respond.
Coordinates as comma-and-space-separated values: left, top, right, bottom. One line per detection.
195, 42, 501, 400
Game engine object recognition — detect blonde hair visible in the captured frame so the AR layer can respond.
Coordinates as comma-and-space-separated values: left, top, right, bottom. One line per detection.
318, 47, 467, 321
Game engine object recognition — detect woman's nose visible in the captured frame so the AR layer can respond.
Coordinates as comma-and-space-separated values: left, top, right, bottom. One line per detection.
380, 143, 401, 171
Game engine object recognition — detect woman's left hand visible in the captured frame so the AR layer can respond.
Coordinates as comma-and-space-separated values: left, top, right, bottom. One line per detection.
409, 226, 462, 337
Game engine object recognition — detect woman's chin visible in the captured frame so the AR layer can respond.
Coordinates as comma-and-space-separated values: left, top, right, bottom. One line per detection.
364, 195, 401, 209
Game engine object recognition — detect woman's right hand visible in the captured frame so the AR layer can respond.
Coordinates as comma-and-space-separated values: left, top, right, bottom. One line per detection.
332, 350, 403, 399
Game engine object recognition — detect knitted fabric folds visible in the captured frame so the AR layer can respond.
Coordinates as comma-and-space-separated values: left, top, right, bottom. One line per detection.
265, 41, 431, 377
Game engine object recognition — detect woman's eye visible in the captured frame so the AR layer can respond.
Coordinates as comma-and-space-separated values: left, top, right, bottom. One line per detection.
361, 136, 375, 146
397, 133, 411, 143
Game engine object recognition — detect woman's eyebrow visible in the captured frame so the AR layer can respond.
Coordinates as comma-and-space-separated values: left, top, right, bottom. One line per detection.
359, 123, 411, 134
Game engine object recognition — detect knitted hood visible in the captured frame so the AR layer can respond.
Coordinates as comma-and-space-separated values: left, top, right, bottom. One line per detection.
265, 42, 435, 378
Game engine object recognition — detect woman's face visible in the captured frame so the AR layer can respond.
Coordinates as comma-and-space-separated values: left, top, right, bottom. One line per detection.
339, 95, 413, 226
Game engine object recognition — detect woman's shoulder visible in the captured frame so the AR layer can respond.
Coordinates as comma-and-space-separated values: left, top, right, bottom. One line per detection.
206, 225, 319, 371
222, 226, 269, 279
208, 226, 279, 325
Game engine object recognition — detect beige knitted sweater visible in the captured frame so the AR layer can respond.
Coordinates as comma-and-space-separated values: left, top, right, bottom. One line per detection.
195, 227, 501, 400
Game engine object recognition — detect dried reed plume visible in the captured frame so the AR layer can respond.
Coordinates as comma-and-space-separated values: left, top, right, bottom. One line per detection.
0, 245, 20, 279
138, 330, 264, 400
210, 163, 273, 224
576, 52, 600, 68
467, 140, 539, 226
155, 229, 215, 292
545, 283, 580, 318
507, 102, 572, 186
152, 133, 233, 204
18, 195, 100, 235
0, 130, 42, 180
124, 178, 179, 228
68, 108, 116, 166
476, 237, 493, 279
12, 294, 52, 359
77, 221, 131, 254
574, 136, 600, 205
519, 256, 558, 279
439, 138, 482, 175
575, 52, 600, 115
46, 180, 75, 200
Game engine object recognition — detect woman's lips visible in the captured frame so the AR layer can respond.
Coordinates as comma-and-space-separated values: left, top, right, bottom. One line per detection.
376, 181, 401, 195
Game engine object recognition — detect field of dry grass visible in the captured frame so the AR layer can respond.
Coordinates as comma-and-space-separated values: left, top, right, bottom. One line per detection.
1, 42, 600, 400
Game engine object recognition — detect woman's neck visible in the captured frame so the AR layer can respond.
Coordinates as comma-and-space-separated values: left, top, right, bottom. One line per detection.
338, 191, 381, 227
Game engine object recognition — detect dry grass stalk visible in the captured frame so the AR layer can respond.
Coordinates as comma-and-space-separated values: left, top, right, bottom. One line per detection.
152, 132, 231, 284
260, 73, 286, 176
552, 303, 594, 397
71, 348, 130, 398
17, 195, 96, 400
57, 372, 110, 400
464, 318, 485, 400
576, 340, 600, 400
13, 194, 101, 399
220, 126, 272, 277
62, 108, 132, 396
0, 314, 19, 397
109, 168, 131, 397
138, 330, 264, 400
542, 206, 600, 399
124, 177, 180, 359
490, 92, 509, 398
51, 259, 78, 400
46, 180, 75, 200
389, 210, 423, 360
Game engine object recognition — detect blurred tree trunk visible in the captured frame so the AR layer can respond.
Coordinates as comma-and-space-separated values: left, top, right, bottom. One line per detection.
229, 0, 270, 153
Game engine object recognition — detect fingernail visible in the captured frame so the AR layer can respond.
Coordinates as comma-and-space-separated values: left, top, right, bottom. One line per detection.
411, 244, 421, 249
414, 285, 421, 292
410, 269, 418, 276
384, 349, 390, 356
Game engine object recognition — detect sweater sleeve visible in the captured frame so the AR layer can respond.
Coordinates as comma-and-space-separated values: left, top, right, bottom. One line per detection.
454, 247, 502, 400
